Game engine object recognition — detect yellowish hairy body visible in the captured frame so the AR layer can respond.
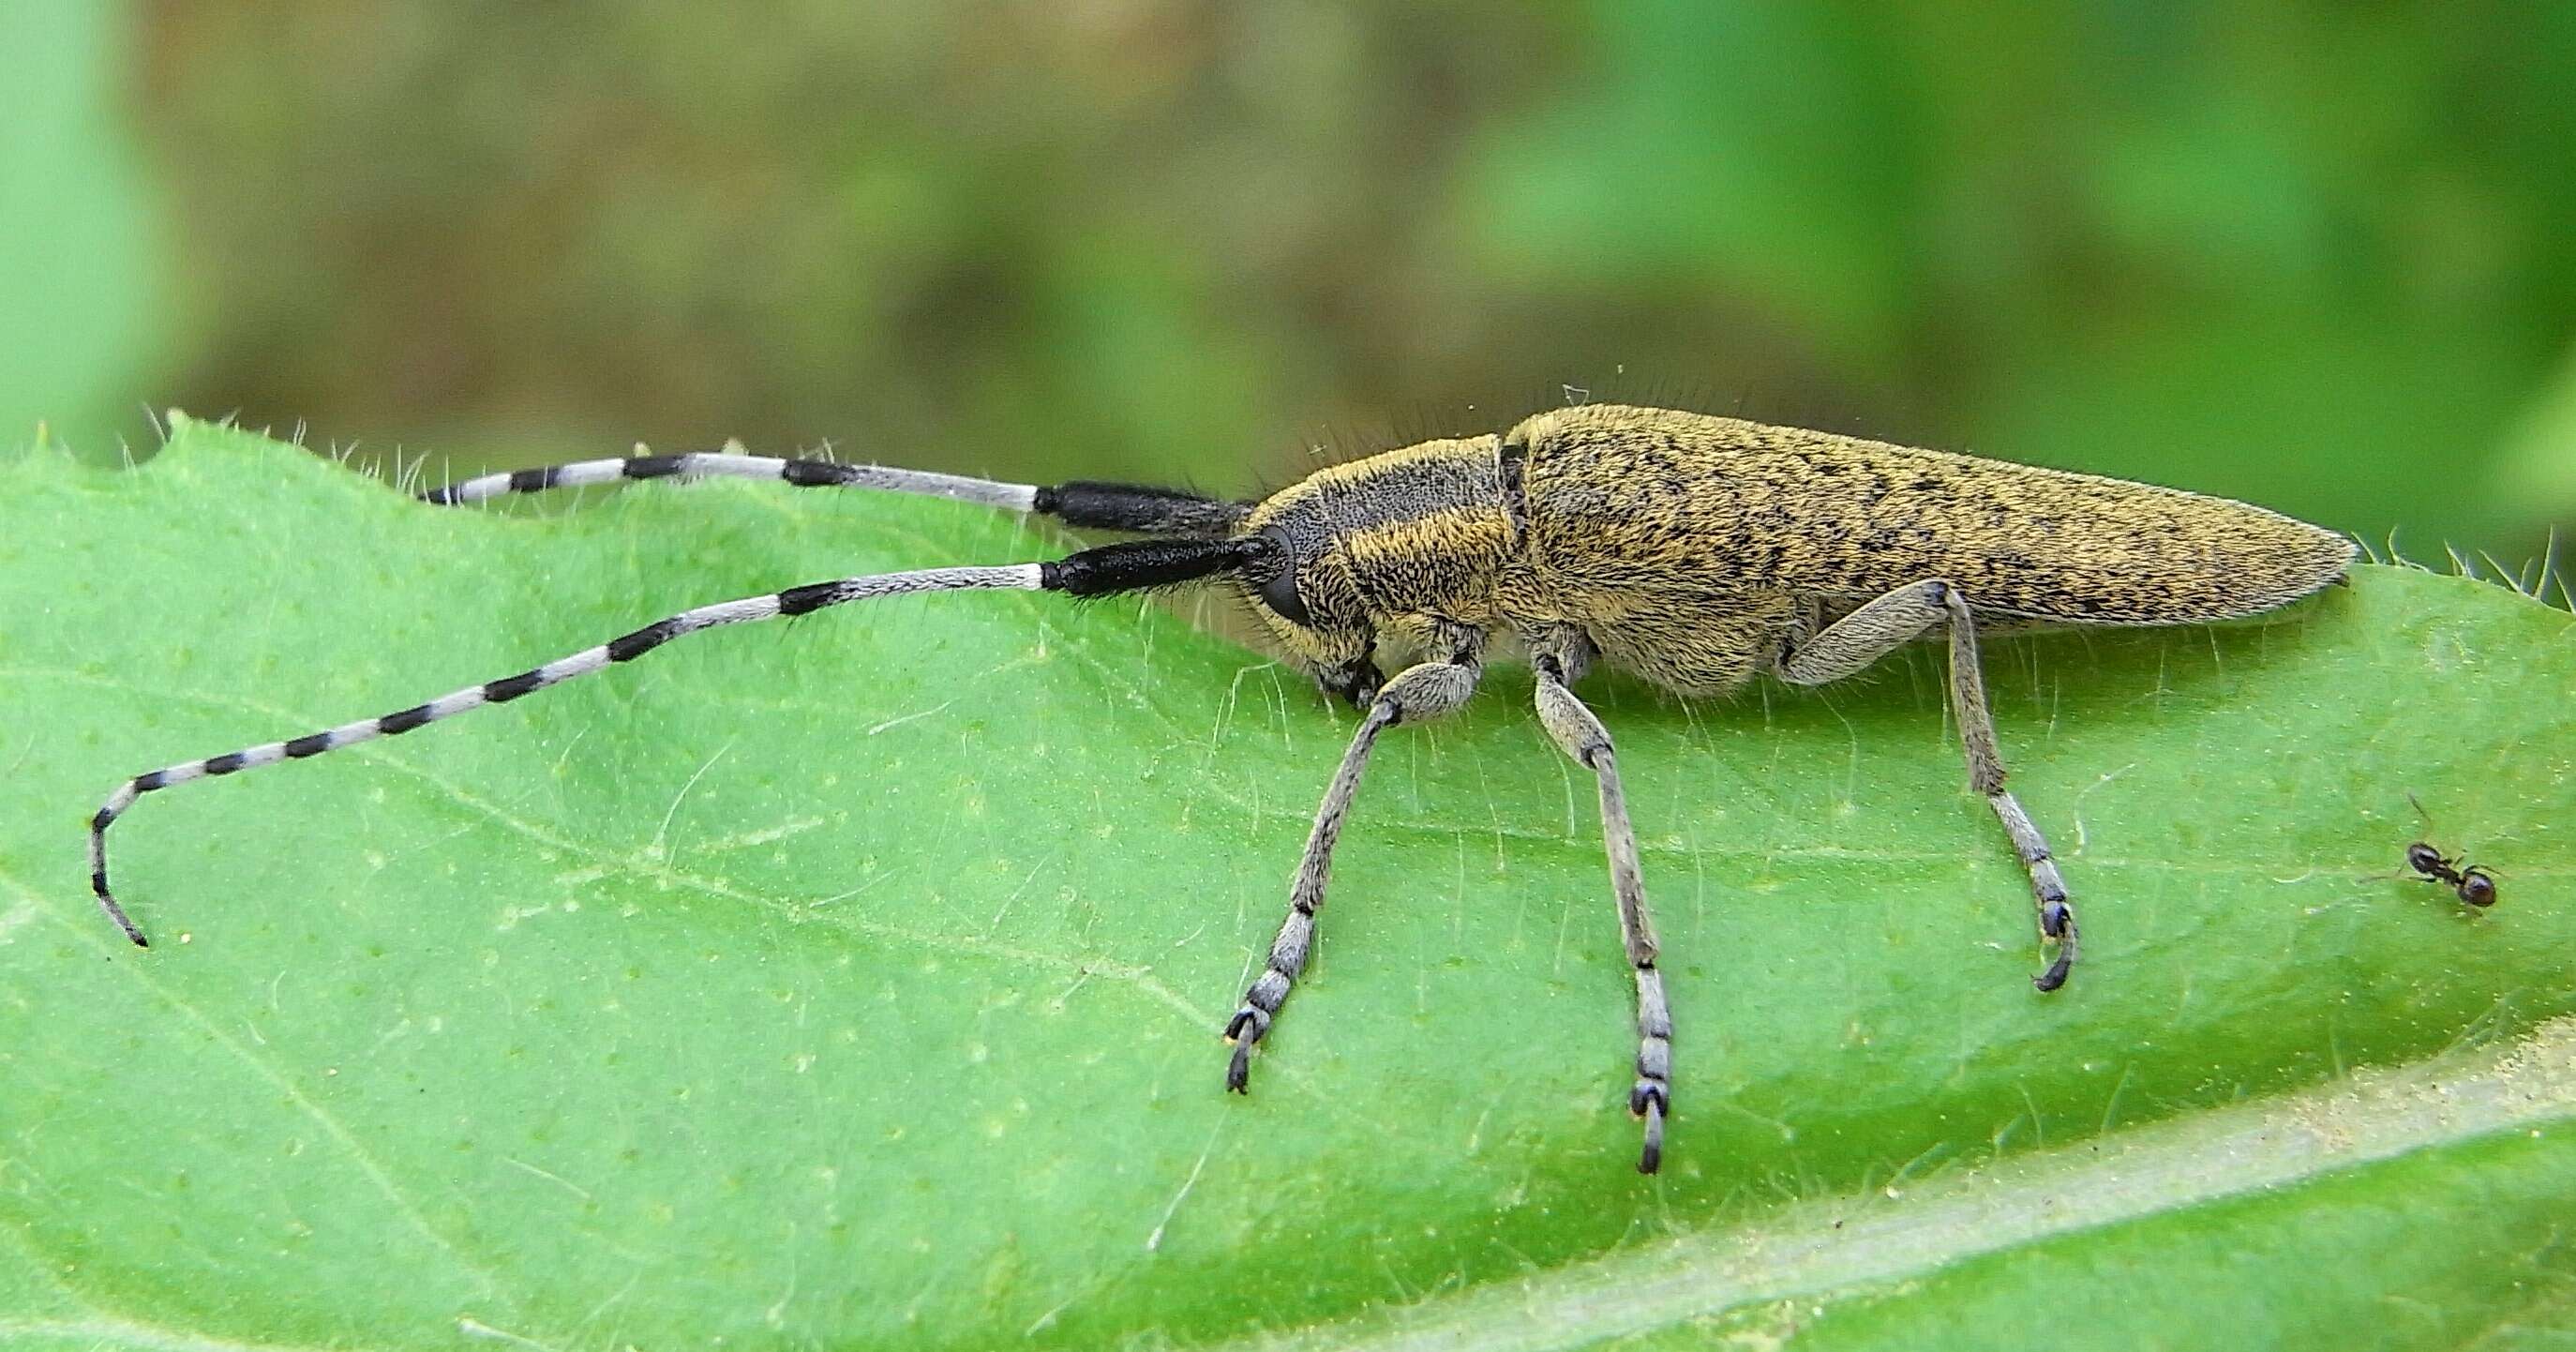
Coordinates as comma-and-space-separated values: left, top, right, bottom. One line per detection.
1242, 404, 2354, 693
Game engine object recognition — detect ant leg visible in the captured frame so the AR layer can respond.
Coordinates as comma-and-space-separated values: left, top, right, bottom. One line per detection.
1224, 652, 1482, 1091
1530, 633, 1672, 1173
1776, 580, 2076, 992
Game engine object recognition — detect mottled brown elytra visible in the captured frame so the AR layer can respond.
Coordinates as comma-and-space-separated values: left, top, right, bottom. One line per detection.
89, 404, 2354, 1174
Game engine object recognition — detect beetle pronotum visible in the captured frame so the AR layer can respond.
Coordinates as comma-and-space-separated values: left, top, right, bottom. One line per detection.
88, 403, 2355, 1172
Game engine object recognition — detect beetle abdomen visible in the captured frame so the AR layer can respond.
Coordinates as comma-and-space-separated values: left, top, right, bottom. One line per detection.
1513, 405, 2354, 625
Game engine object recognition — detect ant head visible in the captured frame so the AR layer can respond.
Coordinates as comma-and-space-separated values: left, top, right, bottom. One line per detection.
2459, 868, 2498, 908
2404, 842, 2445, 876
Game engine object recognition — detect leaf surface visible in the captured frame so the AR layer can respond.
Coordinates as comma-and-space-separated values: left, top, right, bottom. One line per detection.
0, 420, 2569, 1348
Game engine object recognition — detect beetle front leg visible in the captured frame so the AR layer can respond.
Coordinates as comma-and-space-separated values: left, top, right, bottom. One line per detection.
1775, 580, 2077, 992
1225, 649, 1483, 1090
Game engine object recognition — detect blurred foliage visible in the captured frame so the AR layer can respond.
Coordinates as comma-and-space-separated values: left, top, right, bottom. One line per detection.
0, 2, 165, 458
22, 2, 2576, 560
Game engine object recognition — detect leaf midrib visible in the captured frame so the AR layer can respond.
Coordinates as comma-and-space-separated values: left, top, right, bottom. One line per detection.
1212, 1017, 2576, 1352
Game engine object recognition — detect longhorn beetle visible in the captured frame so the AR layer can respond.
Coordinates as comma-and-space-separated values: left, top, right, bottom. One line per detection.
88, 404, 2357, 1173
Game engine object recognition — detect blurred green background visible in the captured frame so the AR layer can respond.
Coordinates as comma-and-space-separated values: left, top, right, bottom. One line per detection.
8, 1, 2574, 576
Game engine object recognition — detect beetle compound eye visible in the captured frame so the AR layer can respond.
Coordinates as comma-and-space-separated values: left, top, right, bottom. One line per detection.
1257, 536, 1311, 624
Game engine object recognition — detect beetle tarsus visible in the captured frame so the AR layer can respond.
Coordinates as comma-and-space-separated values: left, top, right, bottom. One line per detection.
1222, 1008, 1266, 1092
1632, 1083, 1669, 1174
2033, 898, 2076, 992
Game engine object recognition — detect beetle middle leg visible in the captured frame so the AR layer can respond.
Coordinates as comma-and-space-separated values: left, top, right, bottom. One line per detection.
1224, 642, 1483, 1091
1775, 580, 2079, 992
1529, 627, 1672, 1173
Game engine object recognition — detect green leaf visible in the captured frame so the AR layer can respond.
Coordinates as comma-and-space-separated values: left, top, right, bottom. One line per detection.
1, 418, 2569, 1349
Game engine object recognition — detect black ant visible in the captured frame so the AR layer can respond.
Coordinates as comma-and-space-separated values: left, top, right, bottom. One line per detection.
2403, 794, 2498, 909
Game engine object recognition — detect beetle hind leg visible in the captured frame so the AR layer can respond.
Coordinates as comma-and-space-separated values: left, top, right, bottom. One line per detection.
1775, 580, 2078, 992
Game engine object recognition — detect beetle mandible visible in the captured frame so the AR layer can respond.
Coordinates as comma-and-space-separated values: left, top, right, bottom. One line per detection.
88, 403, 2357, 1173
